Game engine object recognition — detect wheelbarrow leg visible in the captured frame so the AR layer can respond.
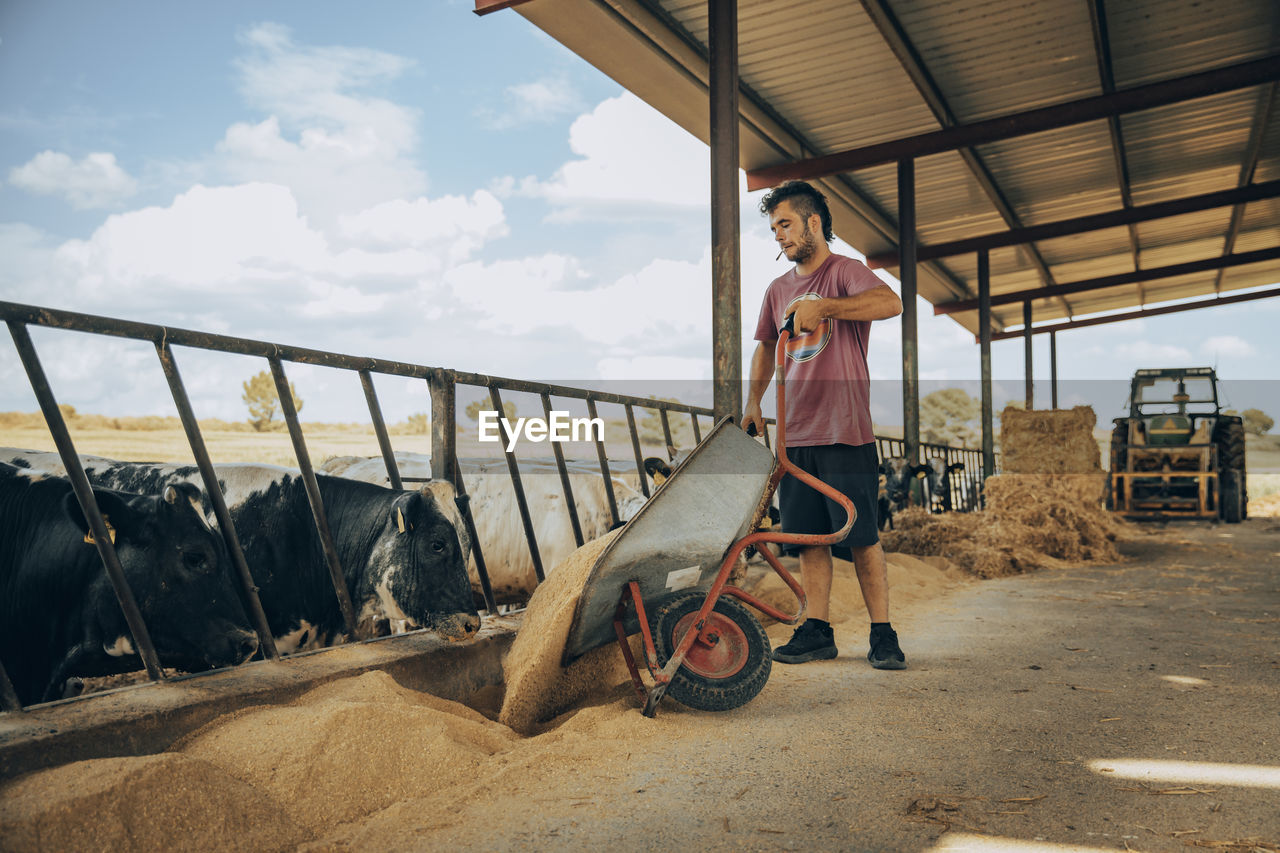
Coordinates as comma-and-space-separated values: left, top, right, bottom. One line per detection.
612, 591, 646, 704
613, 581, 676, 717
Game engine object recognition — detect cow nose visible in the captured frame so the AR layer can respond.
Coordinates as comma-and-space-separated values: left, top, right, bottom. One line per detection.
439, 612, 482, 641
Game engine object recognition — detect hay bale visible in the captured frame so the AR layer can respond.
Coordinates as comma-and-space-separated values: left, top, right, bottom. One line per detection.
985, 473, 1107, 508
880, 470, 1124, 579
1000, 405, 1102, 474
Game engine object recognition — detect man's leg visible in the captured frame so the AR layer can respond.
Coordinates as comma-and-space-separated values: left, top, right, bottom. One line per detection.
772, 545, 838, 663
851, 541, 906, 669
849, 542, 889, 623
799, 544, 834, 621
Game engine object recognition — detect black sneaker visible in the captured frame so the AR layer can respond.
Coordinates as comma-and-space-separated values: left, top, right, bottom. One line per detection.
772, 620, 837, 664
868, 625, 907, 670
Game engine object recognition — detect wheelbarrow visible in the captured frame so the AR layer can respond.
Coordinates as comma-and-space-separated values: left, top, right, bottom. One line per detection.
562, 316, 855, 717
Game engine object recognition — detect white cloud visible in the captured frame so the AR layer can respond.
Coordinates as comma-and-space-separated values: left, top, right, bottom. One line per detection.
8, 151, 137, 209
55, 183, 329, 291
338, 190, 507, 263
507, 93, 713, 217
1200, 334, 1255, 359
481, 77, 583, 129
596, 356, 711, 381
444, 249, 709, 346
212, 24, 426, 225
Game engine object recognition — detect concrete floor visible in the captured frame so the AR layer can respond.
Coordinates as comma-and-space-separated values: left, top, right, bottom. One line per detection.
410, 518, 1280, 853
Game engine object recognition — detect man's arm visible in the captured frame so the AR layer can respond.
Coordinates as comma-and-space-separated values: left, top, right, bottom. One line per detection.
791, 283, 902, 333
741, 339, 776, 434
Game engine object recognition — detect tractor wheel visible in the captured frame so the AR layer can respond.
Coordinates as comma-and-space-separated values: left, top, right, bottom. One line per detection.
1220, 469, 1244, 524
651, 591, 771, 712
1213, 419, 1248, 519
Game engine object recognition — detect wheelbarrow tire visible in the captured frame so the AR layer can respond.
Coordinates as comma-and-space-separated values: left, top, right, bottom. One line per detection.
651, 591, 771, 712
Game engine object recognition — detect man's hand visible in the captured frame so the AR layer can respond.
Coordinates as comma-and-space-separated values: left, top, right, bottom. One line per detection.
790, 298, 827, 334
741, 401, 765, 437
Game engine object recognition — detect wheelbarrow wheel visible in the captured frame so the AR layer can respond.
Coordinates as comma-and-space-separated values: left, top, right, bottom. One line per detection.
651, 591, 771, 712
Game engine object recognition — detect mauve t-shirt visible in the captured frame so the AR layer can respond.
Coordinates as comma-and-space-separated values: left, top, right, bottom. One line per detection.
753, 253, 882, 447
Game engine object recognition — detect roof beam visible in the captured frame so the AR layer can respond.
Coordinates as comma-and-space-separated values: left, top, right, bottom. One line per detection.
987, 285, 1280, 341
746, 54, 1280, 191
858, 0, 1066, 313
935, 245, 1280, 315
1087, 0, 1143, 299
578, 0, 976, 303
1213, 81, 1276, 293
473, 0, 534, 15
864, 179, 1280, 268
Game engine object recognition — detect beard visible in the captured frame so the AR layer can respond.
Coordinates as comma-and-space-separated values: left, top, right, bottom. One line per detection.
787, 223, 821, 264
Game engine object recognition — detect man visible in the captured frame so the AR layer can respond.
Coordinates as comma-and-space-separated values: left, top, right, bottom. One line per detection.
741, 180, 906, 669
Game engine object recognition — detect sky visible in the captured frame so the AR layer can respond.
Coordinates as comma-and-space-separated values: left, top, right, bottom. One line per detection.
1, 1, 1277, 434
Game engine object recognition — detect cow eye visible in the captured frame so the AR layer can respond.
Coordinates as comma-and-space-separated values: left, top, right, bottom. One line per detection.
183, 551, 208, 572
431, 539, 446, 553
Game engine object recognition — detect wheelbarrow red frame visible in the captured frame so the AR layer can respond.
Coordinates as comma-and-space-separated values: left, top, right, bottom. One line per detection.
612, 317, 856, 716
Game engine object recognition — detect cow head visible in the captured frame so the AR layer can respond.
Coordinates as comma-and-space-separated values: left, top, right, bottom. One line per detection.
67, 482, 259, 676
364, 488, 480, 642
878, 457, 928, 511
923, 458, 965, 512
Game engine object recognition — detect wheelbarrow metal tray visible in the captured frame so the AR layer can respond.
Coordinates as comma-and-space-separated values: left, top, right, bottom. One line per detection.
562, 418, 776, 665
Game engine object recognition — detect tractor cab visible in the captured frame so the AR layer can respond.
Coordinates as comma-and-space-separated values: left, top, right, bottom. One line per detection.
1127, 368, 1219, 447
1109, 367, 1245, 522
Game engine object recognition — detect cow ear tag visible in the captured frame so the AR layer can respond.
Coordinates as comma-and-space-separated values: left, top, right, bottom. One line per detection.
395, 507, 406, 534
84, 516, 117, 545
915, 470, 926, 479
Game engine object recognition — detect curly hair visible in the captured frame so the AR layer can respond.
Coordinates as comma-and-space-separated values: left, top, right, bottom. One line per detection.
758, 180, 833, 243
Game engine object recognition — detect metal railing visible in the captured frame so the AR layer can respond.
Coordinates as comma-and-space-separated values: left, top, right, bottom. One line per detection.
876, 438, 993, 513
0, 301, 720, 709
0, 300, 990, 710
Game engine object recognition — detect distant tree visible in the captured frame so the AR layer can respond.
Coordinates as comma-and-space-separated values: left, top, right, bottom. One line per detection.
920, 388, 982, 447
1240, 408, 1274, 436
464, 399, 517, 423
242, 370, 303, 432
406, 412, 430, 434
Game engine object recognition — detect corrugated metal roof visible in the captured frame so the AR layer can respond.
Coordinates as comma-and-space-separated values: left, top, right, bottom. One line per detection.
504, 0, 1280, 337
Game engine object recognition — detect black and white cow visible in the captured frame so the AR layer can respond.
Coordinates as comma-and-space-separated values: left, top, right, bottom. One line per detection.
877, 457, 929, 530
923, 457, 966, 513
320, 452, 647, 604
1, 450, 479, 652
0, 463, 258, 705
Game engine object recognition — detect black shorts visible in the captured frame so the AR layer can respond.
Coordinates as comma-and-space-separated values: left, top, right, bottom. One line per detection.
778, 442, 880, 560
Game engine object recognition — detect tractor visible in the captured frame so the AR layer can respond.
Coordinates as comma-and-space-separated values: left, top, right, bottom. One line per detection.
1108, 367, 1246, 522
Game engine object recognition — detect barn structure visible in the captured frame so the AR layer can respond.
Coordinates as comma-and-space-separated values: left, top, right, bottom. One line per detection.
476, 0, 1280, 479
2, 0, 1276, 775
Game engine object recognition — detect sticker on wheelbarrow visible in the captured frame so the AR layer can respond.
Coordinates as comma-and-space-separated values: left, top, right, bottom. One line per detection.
665, 566, 702, 591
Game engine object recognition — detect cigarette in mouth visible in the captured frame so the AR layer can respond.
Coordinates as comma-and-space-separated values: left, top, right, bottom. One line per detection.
776, 249, 784, 260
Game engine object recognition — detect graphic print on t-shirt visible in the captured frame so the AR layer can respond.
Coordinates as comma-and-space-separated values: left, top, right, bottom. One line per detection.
783, 293, 831, 363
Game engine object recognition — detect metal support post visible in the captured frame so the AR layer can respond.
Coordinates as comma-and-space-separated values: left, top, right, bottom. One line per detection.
899, 158, 920, 464
1023, 300, 1034, 409
709, 0, 741, 423
978, 250, 995, 483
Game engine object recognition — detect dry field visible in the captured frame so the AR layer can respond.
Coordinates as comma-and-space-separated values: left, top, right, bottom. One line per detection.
0, 413, 673, 470
0, 423, 430, 468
